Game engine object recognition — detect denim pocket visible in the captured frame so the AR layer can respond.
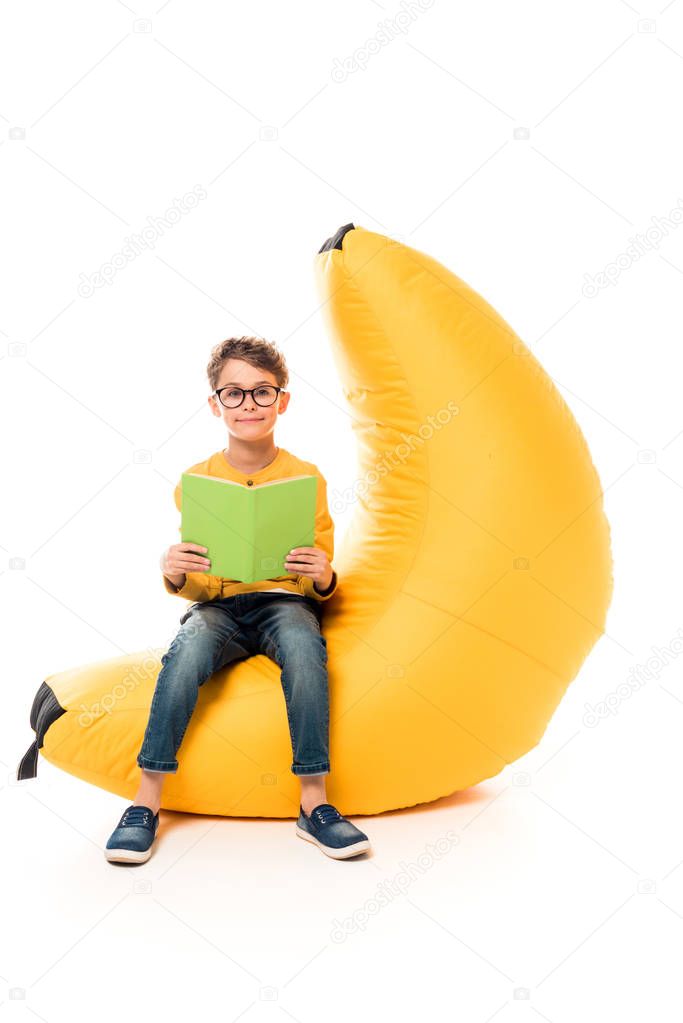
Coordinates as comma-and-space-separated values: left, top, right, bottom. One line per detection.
179, 602, 201, 626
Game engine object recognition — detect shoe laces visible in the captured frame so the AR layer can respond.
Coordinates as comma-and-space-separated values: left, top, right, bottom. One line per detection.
309, 803, 343, 827
120, 805, 155, 828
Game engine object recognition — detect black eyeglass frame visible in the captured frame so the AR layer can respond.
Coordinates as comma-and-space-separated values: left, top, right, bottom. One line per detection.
213, 385, 285, 409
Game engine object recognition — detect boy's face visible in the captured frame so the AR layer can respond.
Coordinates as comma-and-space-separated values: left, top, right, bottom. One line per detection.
209, 358, 290, 442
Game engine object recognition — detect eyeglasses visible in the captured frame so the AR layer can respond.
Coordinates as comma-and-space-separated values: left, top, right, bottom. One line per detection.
214, 385, 284, 409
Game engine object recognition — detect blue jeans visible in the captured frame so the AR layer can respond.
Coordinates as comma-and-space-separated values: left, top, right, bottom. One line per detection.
137, 592, 330, 776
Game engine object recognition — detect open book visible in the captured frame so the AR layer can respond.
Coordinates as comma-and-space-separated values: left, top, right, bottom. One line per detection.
180, 472, 318, 583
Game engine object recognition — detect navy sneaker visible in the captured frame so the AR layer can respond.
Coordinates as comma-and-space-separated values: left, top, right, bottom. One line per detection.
104, 804, 159, 864
296, 802, 370, 859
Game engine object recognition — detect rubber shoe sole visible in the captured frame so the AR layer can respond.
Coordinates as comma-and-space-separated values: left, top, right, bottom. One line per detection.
295, 825, 371, 859
104, 843, 155, 864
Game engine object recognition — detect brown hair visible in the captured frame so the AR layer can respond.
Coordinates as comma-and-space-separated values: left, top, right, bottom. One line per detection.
207, 336, 289, 393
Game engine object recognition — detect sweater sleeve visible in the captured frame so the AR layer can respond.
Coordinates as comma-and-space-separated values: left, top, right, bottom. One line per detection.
296, 471, 339, 603
162, 477, 223, 602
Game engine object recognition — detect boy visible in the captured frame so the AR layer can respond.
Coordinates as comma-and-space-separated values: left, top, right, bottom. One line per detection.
105, 336, 370, 862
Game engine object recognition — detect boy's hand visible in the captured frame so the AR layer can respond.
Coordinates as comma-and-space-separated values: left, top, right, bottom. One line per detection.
161, 542, 211, 587
284, 546, 333, 592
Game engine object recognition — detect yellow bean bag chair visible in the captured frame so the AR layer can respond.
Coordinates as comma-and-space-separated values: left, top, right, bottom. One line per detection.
17, 223, 613, 816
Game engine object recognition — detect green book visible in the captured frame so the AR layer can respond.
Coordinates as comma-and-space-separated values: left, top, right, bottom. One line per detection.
180, 472, 318, 583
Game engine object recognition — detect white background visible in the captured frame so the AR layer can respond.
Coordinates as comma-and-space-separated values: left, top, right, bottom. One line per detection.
2, 0, 682, 1019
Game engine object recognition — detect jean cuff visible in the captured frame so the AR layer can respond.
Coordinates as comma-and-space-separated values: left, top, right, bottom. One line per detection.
291, 762, 330, 776
137, 757, 178, 773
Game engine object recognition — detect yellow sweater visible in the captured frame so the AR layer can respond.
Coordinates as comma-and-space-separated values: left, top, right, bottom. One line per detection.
163, 445, 339, 604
